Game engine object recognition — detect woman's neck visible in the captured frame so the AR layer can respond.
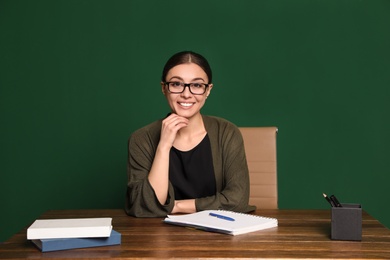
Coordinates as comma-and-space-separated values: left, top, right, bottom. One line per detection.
178, 113, 204, 135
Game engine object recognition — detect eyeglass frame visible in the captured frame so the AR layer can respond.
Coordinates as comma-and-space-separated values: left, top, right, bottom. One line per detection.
163, 81, 210, 95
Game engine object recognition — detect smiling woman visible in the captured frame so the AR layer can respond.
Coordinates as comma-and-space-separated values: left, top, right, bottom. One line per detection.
162, 63, 211, 121
125, 51, 255, 217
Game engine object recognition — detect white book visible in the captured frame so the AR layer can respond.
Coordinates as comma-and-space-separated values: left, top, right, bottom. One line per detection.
164, 210, 277, 236
27, 218, 112, 240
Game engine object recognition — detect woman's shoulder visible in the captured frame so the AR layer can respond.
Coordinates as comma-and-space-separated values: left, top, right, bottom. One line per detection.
203, 115, 244, 150
202, 115, 239, 130
130, 119, 162, 142
202, 115, 242, 141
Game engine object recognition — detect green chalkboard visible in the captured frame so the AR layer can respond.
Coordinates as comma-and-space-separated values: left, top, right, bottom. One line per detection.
1, 0, 389, 242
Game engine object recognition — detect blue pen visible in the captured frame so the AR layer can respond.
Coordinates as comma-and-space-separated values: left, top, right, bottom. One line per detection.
209, 212, 235, 221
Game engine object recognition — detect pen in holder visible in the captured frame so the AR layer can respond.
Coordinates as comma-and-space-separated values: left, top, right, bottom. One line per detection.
331, 203, 362, 241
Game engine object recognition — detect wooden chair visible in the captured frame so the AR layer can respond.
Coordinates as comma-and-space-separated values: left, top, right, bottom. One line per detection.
239, 127, 278, 209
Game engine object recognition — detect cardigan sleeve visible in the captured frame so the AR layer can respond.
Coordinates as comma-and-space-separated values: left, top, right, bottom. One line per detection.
195, 116, 256, 213
125, 124, 175, 217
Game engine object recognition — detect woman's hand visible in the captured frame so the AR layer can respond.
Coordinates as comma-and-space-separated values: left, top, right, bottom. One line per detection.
159, 113, 189, 150
171, 199, 196, 214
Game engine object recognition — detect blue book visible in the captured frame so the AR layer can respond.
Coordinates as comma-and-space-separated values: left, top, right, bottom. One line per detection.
31, 230, 121, 252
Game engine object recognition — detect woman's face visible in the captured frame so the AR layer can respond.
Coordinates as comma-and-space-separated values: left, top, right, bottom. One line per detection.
162, 63, 212, 119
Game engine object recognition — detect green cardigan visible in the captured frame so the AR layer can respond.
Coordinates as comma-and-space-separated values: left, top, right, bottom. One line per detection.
125, 115, 256, 217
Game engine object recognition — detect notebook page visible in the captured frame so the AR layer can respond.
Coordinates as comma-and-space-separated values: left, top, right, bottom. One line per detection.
165, 210, 277, 235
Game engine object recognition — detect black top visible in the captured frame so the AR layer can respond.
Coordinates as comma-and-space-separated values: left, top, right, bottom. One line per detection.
169, 134, 216, 200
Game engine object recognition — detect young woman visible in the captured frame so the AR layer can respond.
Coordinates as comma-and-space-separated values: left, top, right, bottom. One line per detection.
125, 51, 255, 217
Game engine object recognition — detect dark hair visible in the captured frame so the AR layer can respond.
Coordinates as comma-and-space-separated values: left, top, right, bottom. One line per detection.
161, 51, 212, 83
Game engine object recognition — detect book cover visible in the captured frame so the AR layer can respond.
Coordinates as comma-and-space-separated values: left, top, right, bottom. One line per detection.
27, 218, 112, 240
164, 210, 278, 235
31, 230, 121, 252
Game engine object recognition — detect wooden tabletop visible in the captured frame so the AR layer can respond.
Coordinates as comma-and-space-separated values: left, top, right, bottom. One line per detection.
1, 209, 389, 259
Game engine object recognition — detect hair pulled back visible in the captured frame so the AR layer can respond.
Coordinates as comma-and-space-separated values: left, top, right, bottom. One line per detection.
161, 51, 212, 83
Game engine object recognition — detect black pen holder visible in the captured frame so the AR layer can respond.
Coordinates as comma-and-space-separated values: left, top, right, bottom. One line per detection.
331, 203, 362, 241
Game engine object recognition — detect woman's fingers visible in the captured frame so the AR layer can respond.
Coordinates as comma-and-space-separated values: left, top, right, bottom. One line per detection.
160, 114, 188, 148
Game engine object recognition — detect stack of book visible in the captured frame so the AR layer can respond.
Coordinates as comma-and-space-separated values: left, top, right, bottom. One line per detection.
27, 218, 121, 252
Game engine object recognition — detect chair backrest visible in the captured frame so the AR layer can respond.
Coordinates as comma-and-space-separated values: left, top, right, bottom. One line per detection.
239, 127, 278, 209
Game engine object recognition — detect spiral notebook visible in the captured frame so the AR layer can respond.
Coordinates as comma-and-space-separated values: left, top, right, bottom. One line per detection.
164, 210, 278, 235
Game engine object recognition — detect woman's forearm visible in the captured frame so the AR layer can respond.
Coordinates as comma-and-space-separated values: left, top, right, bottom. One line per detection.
147, 144, 171, 205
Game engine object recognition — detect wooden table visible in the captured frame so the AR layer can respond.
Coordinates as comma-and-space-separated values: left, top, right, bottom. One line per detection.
1, 209, 389, 259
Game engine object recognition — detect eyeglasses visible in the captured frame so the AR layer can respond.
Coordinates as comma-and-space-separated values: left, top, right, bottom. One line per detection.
164, 81, 209, 95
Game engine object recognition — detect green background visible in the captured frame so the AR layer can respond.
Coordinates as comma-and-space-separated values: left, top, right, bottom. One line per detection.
1, 0, 389, 242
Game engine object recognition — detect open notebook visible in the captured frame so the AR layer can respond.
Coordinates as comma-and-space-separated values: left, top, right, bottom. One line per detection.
164, 210, 277, 235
